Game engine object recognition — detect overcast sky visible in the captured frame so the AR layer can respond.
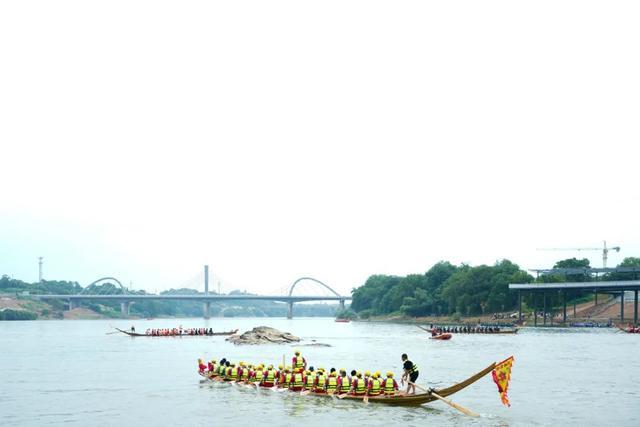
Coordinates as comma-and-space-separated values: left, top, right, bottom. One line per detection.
1, 1, 638, 296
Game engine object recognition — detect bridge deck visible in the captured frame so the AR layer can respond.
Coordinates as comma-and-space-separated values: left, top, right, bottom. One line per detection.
32, 294, 351, 302
509, 280, 640, 291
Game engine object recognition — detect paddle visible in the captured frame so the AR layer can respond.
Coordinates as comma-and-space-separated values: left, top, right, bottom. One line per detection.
417, 325, 431, 333
363, 394, 369, 404
410, 383, 479, 417
337, 393, 349, 399
300, 390, 311, 396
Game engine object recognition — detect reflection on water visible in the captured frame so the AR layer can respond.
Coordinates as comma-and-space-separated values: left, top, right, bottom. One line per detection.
0, 318, 638, 426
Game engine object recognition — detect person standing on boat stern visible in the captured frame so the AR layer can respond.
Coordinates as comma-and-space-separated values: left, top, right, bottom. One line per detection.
401, 353, 419, 395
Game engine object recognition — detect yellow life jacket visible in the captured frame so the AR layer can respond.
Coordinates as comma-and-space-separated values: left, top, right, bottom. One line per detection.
340, 376, 351, 392
252, 369, 263, 382
326, 376, 338, 391
316, 374, 326, 390
218, 365, 226, 375
284, 373, 292, 386
241, 368, 249, 380
384, 378, 395, 395
293, 373, 303, 388
408, 361, 419, 374
370, 379, 381, 395
228, 367, 239, 380
265, 369, 276, 383
305, 374, 315, 390
355, 378, 366, 394
294, 355, 304, 369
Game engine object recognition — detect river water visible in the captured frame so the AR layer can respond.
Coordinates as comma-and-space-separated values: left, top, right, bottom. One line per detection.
1, 318, 638, 426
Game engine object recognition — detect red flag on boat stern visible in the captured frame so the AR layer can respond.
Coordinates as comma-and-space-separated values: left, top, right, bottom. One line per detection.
492, 356, 514, 407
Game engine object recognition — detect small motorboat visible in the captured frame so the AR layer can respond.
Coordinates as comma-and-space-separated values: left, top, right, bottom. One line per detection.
335, 318, 351, 323
429, 333, 452, 340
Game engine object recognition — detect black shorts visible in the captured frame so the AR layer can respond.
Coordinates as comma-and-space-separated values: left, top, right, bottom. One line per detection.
409, 372, 419, 383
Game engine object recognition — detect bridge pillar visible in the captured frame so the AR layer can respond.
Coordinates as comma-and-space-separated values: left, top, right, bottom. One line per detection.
543, 292, 547, 326
287, 302, 294, 319
518, 291, 522, 322
562, 290, 567, 324
203, 302, 211, 319
68, 299, 79, 310
634, 290, 638, 325
534, 292, 537, 327
620, 290, 625, 321
120, 301, 130, 318
339, 299, 345, 311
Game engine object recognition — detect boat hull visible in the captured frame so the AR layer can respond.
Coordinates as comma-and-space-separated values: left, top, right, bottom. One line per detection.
429, 333, 452, 340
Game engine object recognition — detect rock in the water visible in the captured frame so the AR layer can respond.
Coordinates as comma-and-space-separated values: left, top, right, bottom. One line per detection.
226, 326, 301, 345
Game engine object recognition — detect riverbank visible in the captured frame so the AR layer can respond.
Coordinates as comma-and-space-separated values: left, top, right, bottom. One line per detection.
358, 313, 516, 326
353, 296, 631, 326
0, 294, 115, 320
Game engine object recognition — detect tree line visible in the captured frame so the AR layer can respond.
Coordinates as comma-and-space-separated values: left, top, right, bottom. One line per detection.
349, 257, 640, 318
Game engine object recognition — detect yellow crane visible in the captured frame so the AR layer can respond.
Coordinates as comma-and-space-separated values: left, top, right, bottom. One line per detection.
537, 240, 621, 268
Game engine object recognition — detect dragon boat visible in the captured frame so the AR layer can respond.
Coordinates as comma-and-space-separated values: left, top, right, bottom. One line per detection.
418, 326, 518, 335
198, 362, 496, 406
116, 328, 238, 337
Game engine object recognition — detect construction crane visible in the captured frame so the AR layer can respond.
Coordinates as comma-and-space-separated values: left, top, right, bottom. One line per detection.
537, 240, 621, 268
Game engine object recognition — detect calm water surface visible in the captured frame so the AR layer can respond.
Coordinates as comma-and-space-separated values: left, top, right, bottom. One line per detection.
1, 318, 639, 426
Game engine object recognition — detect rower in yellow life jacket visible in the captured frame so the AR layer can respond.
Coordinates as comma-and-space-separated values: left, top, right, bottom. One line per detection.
315, 369, 327, 393
338, 369, 351, 394
364, 370, 371, 385
240, 362, 249, 381
290, 368, 304, 391
218, 363, 227, 377
276, 364, 285, 384
282, 367, 293, 388
304, 367, 316, 390
368, 372, 382, 396
326, 372, 338, 393
227, 363, 239, 381
352, 372, 366, 396
263, 365, 276, 387
384, 371, 399, 396
252, 365, 264, 383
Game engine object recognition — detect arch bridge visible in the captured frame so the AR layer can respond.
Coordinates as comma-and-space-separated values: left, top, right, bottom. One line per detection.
33, 275, 351, 319
286, 277, 346, 319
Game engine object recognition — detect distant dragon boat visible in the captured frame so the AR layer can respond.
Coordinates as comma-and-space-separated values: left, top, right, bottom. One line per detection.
616, 324, 640, 334
418, 326, 518, 335
198, 362, 496, 406
115, 328, 238, 337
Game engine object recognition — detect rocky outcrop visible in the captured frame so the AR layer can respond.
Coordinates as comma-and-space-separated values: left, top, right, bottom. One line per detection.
226, 326, 301, 345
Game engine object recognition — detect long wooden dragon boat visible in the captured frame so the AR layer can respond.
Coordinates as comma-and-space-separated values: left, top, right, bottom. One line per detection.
116, 328, 238, 337
199, 362, 496, 406
418, 326, 518, 335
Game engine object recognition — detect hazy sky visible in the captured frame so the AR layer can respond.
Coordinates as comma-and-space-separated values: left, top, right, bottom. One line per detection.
1, 1, 638, 296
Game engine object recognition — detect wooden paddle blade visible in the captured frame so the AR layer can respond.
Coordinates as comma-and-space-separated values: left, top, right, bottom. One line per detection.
337, 393, 348, 399
431, 392, 480, 418
363, 395, 369, 404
